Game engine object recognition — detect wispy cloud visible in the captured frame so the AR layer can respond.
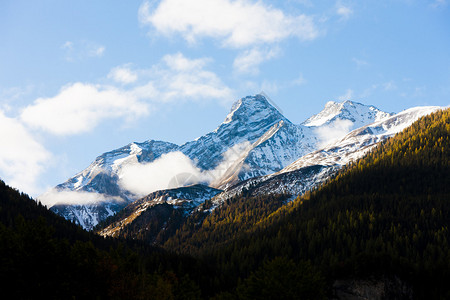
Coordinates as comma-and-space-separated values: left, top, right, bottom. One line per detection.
154, 52, 234, 102
233, 47, 280, 74
61, 41, 73, 50
108, 64, 139, 84
291, 73, 307, 86
39, 189, 125, 207
139, 0, 319, 48
162, 52, 209, 71
383, 81, 397, 91
241, 73, 306, 97
61, 40, 105, 62
315, 118, 353, 147
90, 45, 105, 57
352, 57, 369, 69
338, 89, 354, 101
336, 2, 353, 21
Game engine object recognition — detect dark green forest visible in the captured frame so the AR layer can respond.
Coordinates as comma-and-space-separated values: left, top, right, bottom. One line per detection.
0, 180, 216, 299
1, 108, 449, 299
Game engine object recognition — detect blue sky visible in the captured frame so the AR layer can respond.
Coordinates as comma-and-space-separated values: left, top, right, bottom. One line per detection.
0, 0, 449, 196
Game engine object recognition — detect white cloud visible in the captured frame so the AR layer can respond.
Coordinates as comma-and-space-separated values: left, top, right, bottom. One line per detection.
0, 85, 36, 113
108, 65, 138, 84
39, 189, 124, 207
61, 41, 73, 50
336, 2, 353, 20
233, 47, 280, 74
118, 151, 204, 197
315, 118, 353, 147
162, 52, 209, 71
89, 45, 105, 57
118, 141, 252, 197
352, 57, 369, 68
338, 89, 354, 101
20, 82, 149, 135
19, 52, 232, 137
139, 0, 319, 48
152, 52, 234, 102
0, 110, 51, 195
61, 40, 105, 61
207, 141, 252, 185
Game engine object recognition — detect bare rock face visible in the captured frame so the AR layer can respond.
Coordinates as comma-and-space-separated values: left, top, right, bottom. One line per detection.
332, 276, 413, 300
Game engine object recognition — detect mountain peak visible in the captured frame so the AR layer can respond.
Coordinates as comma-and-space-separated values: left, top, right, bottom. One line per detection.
223, 94, 285, 125
303, 100, 393, 128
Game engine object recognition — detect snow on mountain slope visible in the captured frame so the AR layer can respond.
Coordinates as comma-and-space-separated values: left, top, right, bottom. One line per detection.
210, 165, 337, 209
46, 95, 395, 230
47, 140, 179, 229
214, 120, 317, 189
180, 94, 288, 171
57, 140, 179, 197
303, 100, 393, 128
51, 202, 124, 231
212, 106, 443, 206
283, 106, 443, 172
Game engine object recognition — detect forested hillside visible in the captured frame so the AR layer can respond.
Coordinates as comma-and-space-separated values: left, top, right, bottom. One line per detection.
0, 180, 214, 299
164, 108, 450, 298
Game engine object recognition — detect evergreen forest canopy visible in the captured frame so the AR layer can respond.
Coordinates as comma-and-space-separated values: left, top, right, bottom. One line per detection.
0, 108, 449, 299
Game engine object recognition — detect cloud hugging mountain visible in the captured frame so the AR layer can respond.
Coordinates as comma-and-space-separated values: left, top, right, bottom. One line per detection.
43, 94, 441, 230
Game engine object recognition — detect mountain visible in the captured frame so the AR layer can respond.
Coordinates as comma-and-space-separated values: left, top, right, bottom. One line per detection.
56, 140, 179, 197
47, 140, 179, 230
46, 95, 393, 230
285, 105, 442, 171
302, 100, 392, 128
205, 106, 442, 205
162, 108, 450, 299
95, 104, 443, 251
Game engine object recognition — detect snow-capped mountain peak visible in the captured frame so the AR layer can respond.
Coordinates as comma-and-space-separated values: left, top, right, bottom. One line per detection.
303, 100, 393, 128
283, 105, 443, 173
222, 94, 285, 126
